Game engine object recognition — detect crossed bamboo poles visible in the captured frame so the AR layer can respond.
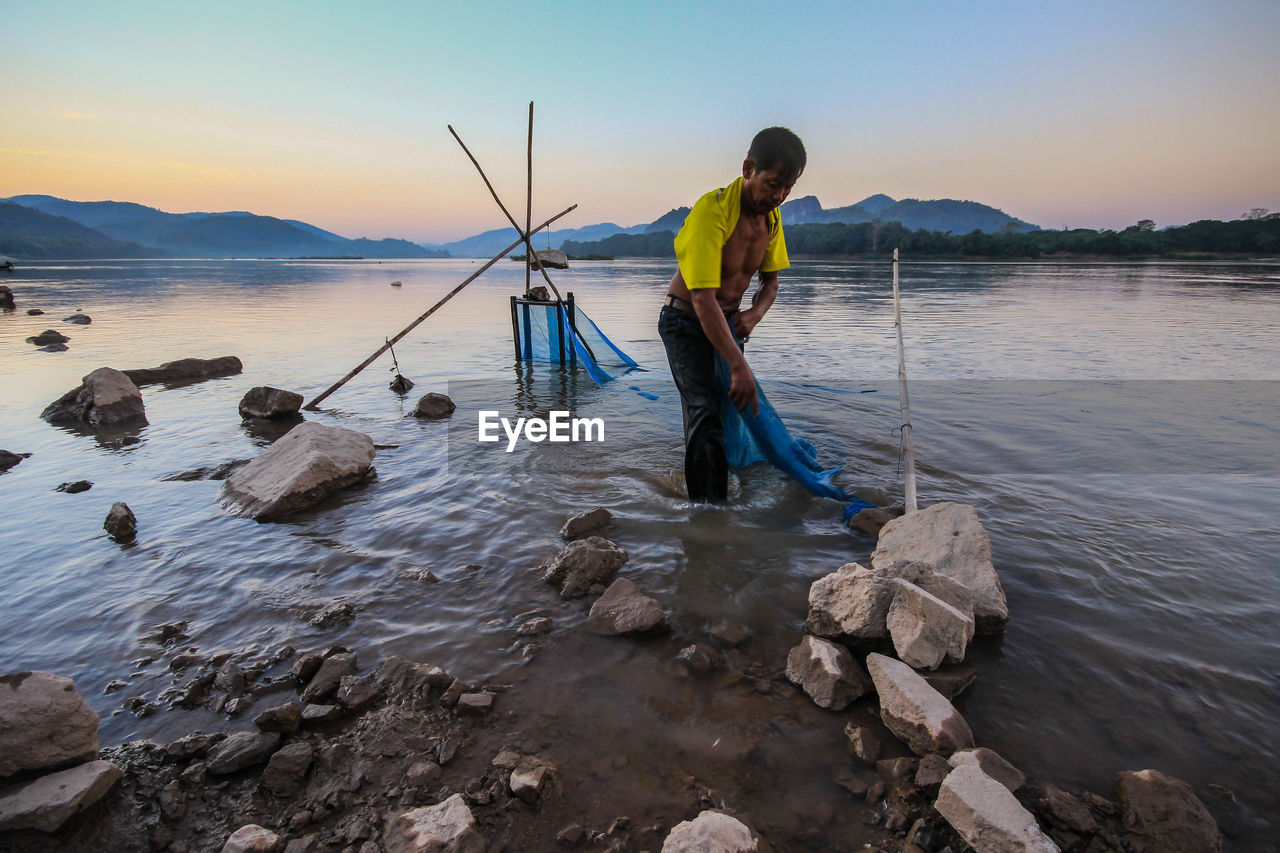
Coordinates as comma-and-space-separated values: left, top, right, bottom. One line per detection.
305, 102, 572, 411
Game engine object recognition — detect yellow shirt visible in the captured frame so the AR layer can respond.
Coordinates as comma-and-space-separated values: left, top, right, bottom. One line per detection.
674, 176, 790, 290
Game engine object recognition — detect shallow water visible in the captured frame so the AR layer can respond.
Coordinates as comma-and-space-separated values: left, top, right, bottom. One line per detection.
2, 258, 1278, 848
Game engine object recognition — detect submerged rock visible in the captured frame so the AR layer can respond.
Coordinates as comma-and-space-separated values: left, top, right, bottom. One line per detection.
0, 671, 100, 777
542, 536, 628, 599
847, 504, 905, 536
662, 810, 760, 852
0, 760, 123, 832
123, 355, 242, 387
384, 793, 485, 853
103, 502, 137, 542
411, 393, 456, 419
41, 367, 147, 427
560, 506, 612, 539
219, 422, 375, 520
55, 480, 93, 493
1116, 768, 1220, 853
26, 329, 69, 347
0, 450, 27, 472
0, 285, 13, 309
27, 308, 44, 316
585, 578, 670, 634
509, 756, 552, 802
239, 386, 304, 419
923, 663, 979, 700
785, 635, 872, 710
63, 313, 92, 325
872, 502, 1009, 634
865, 653, 973, 757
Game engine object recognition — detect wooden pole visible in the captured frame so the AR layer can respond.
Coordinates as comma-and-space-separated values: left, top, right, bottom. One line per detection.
447, 123, 564, 301
525, 101, 533, 296
893, 247, 919, 512
303, 203, 578, 411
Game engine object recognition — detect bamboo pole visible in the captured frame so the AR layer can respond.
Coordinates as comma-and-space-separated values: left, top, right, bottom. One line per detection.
525, 101, 533, 296
447, 124, 564, 301
302, 203, 578, 411
892, 247, 919, 512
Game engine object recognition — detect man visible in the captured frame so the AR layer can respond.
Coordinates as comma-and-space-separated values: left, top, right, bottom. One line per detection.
658, 127, 805, 502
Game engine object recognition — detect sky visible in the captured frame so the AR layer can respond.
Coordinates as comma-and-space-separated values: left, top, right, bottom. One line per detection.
3, 0, 1278, 243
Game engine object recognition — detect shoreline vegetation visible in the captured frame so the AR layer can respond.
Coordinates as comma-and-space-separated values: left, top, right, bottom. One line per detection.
562, 214, 1280, 262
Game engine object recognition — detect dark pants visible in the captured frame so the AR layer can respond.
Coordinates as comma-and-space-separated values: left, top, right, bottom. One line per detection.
658, 303, 743, 503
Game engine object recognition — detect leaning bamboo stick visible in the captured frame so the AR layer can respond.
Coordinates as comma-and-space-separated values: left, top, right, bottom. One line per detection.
893, 247, 919, 512
525, 101, 533, 296
302, 203, 578, 411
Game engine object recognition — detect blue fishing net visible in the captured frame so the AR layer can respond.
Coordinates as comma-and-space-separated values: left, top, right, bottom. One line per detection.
513, 297, 638, 384
715, 351, 874, 516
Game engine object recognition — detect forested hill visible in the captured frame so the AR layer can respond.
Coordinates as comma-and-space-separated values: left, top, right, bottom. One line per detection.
0, 202, 161, 259
562, 215, 1280, 260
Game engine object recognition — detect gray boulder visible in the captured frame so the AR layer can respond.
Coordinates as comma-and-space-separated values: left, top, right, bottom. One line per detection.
785, 635, 872, 710
239, 386, 304, 419
542, 536, 628, 599
586, 578, 670, 634
123, 356, 242, 387
411, 393, 456, 419
0, 671, 100, 777
385, 793, 486, 853
206, 731, 281, 775
1116, 769, 1220, 853
41, 367, 147, 427
805, 560, 935, 640
949, 747, 1026, 793
0, 760, 123, 832
872, 502, 1009, 633
935, 764, 1059, 852
662, 810, 760, 852
103, 502, 137, 542
560, 506, 612, 539
219, 423, 375, 520
887, 579, 974, 670
220, 824, 282, 852
865, 653, 973, 756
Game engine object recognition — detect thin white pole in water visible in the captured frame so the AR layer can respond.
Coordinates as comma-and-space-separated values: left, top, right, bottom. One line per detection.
893, 248, 919, 512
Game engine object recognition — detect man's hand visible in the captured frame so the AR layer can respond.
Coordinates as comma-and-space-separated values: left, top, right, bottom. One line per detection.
728, 357, 759, 416
734, 306, 763, 339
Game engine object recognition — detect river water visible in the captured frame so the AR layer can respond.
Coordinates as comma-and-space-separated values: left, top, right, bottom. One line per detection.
2, 258, 1278, 848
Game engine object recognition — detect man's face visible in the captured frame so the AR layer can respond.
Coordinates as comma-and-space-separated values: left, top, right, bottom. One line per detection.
742, 159, 799, 215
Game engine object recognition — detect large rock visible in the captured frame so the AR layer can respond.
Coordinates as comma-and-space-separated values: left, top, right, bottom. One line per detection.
0, 760, 123, 832
662, 810, 760, 852
0, 285, 12, 309
0, 671, 100, 778
103, 502, 137, 542
262, 742, 313, 798
63, 313, 92, 325
123, 355, 242, 387
41, 367, 147, 427
385, 793, 486, 853
300, 653, 356, 703
887, 579, 974, 670
871, 502, 1009, 633
508, 756, 552, 803
411, 393, 456, 419
560, 507, 612, 539
935, 764, 1059, 852
865, 653, 973, 756
0, 450, 26, 472
585, 578, 670, 634
1116, 769, 1220, 853
206, 731, 281, 775
219, 423, 375, 520
221, 824, 282, 852
805, 559, 961, 640
239, 386, 304, 419
542, 536, 627, 599
785, 635, 872, 710
949, 747, 1025, 793
26, 329, 69, 346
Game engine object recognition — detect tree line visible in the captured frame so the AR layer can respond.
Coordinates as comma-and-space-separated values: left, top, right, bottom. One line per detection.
562, 212, 1280, 260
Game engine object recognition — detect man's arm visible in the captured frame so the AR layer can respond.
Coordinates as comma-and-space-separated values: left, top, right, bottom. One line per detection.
689, 288, 758, 415
734, 270, 778, 339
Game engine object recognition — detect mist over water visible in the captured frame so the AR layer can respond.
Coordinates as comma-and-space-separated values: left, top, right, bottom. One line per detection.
2, 258, 1278, 848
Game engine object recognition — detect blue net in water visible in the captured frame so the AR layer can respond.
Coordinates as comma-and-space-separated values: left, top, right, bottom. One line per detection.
715, 352, 874, 516
512, 293, 638, 385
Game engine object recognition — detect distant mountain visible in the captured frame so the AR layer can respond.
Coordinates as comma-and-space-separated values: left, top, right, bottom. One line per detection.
0, 201, 161, 259
644, 207, 691, 234
3, 195, 448, 259
441, 222, 644, 258
780, 193, 1036, 233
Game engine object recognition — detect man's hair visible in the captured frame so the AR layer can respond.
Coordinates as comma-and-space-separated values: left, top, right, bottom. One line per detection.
748, 127, 806, 179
